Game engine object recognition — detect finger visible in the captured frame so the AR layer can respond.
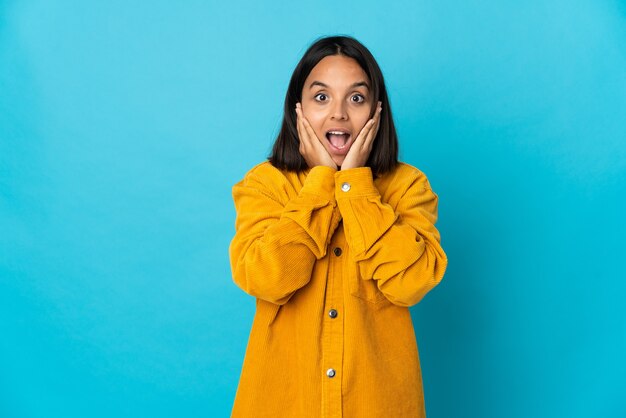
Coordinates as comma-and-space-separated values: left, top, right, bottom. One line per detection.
296, 106, 322, 165
299, 108, 337, 168
300, 112, 324, 148
295, 106, 303, 141
364, 106, 383, 149
355, 118, 377, 149
295, 106, 309, 145
362, 104, 382, 146
301, 110, 319, 151
295, 106, 309, 153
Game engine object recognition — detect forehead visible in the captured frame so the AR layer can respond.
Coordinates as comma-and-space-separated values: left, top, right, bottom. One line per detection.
304, 55, 369, 88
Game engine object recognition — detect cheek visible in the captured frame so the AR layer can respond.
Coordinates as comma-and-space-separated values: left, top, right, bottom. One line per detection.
302, 106, 322, 122
354, 113, 372, 133
302, 109, 325, 135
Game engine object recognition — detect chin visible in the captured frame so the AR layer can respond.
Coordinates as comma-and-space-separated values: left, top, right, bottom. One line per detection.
332, 157, 345, 167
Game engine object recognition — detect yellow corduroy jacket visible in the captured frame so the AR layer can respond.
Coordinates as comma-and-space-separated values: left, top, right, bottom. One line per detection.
229, 160, 448, 418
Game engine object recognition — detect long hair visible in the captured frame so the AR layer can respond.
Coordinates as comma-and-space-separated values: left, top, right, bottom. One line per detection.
269, 35, 398, 176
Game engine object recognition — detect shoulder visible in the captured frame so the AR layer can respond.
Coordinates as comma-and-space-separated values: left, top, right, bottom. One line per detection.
381, 161, 434, 192
233, 161, 301, 203
243, 160, 282, 176
237, 161, 290, 186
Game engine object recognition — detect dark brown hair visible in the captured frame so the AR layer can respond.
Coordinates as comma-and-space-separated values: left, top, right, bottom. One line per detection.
269, 35, 398, 176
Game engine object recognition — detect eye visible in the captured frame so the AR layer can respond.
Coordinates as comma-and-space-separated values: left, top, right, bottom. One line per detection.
351, 94, 365, 103
314, 93, 328, 102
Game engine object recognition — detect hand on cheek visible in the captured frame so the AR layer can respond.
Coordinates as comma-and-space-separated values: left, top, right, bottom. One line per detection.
341, 101, 382, 171
295, 102, 337, 170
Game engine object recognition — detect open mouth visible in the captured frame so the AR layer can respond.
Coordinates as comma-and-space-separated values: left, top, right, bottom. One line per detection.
325, 130, 352, 152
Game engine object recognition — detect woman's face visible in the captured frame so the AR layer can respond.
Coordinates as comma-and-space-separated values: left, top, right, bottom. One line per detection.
300, 55, 374, 167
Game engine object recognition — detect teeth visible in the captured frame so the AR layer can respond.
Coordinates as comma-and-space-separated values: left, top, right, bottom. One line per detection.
328, 131, 348, 135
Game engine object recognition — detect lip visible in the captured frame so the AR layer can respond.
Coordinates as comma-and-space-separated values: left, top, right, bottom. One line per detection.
325, 127, 352, 135
325, 127, 354, 155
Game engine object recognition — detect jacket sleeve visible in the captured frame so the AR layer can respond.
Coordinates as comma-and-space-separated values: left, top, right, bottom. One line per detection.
229, 164, 342, 305
335, 166, 448, 307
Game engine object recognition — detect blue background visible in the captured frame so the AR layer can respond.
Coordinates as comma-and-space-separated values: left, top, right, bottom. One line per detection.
1, 1, 625, 417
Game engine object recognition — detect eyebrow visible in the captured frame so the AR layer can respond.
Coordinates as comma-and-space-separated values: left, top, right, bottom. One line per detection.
309, 80, 370, 90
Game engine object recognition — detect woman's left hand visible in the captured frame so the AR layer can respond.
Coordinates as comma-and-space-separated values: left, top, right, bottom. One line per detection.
341, 101, 382, 170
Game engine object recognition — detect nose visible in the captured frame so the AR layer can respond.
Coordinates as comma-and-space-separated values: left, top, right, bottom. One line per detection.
330, 100, 348, 120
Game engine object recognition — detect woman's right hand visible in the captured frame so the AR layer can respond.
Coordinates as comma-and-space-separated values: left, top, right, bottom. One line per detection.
295, 102, 337, 170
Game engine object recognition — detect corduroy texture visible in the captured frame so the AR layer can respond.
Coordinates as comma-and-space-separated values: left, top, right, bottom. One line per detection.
229, 161, 448, 418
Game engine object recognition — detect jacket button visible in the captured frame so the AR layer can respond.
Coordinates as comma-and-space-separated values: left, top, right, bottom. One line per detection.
333, 247, 342, 256
341, 182, 351, 192
326, 368, 336, 378
328, 309, 338, 318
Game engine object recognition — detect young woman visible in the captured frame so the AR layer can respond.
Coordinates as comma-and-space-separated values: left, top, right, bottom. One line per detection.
229, 35, 448, 417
